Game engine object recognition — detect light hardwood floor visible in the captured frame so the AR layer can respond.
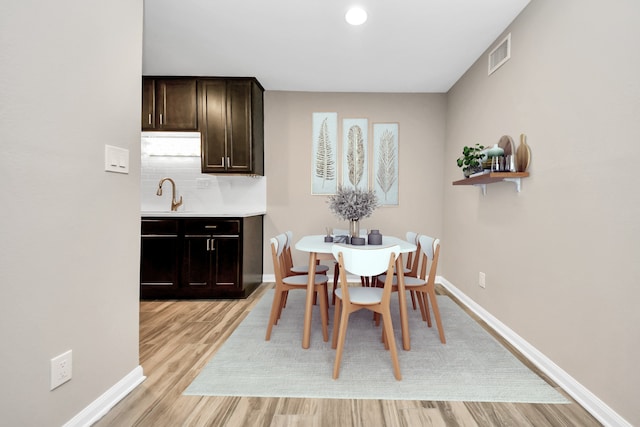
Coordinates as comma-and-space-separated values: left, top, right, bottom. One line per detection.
95, 283, 602, 426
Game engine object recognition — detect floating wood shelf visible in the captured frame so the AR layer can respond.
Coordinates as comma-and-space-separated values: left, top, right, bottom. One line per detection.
452, 172, 530, 194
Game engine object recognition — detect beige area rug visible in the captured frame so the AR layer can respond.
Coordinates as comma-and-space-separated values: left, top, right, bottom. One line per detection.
184, 289, 568, 403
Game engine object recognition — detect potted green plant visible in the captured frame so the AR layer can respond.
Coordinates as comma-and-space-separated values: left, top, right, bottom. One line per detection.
456, 143, 486, 177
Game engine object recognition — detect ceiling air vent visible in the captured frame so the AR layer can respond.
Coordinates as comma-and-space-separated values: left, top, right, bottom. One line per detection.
488, 33, 511, 75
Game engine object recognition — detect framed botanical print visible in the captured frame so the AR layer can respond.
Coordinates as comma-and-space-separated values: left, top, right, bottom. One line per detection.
372, 123, 399, 206
342, 118, 368, 190
311, 112, 338, 195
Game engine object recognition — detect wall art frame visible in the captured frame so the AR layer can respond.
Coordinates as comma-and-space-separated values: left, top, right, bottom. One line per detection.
311, 112, 338, 195
341, 118, 369, 190
372, 122, 399, 206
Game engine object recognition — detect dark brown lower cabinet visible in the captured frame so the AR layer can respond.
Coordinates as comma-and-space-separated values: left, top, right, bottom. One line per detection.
140, 219, 180, 298
140, 215, 263, 299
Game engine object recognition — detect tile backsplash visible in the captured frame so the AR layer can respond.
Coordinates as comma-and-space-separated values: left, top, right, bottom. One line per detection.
141, 138, 266, 213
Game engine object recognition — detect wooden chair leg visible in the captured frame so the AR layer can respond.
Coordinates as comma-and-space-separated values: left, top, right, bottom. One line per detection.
380, 315, 388, 348
276, 290, 288, 322
332, 305, 350, 379
381, 309, 401, 380
410, 290, 417, 310
416, 290, 428, 322
427, 287, 446, 344
319, 285, 329, 342
331, 298, 341, 349
422, 292, 432, 327
265, 288, 284, 340
332, 264, 339, 305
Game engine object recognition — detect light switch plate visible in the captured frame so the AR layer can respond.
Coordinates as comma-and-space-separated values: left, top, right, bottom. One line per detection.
105, 145, 129, 174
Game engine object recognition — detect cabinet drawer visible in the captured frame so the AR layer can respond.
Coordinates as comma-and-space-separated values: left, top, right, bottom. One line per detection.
184, 219, 240, 235
141, 219, 179, 235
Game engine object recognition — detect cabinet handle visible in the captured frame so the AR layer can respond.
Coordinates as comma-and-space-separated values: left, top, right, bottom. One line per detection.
220, 157, 225, 167
210, 238, 215, 251
159, 113, 163, 125
205, 225, 218, 229
226, 157, 230, 168
148, 114, 152, 125
206, 238, 210, 251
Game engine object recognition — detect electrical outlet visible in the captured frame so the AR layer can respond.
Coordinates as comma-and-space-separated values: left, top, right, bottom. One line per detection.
479, 272, 486, 288
50, 350, 72, 390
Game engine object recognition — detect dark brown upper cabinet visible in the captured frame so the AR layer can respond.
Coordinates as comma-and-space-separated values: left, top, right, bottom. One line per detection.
199, 78, 264, 175
142, 77, 198, 131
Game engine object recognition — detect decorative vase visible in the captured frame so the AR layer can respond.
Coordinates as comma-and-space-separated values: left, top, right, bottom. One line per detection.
487, 143, 504, 157
349, 219, 360, 240
368, 229, 382, 245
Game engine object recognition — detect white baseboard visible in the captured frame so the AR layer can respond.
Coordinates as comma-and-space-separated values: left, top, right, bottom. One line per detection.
262, 273, 274, 282
437, 276, 631, 427
63, 365, 146, 427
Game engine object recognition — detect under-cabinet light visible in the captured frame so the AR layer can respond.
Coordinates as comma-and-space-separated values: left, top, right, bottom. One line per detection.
141, 132, 201, 157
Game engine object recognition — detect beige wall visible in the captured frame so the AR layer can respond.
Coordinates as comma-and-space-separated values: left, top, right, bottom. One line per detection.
263, 91, 447, 271
444, 0, 640, 424
0, 1, 143, 425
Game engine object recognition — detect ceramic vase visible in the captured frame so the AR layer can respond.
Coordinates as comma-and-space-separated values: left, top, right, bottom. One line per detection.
487, 143, 504, 157
368, 229, 382, 245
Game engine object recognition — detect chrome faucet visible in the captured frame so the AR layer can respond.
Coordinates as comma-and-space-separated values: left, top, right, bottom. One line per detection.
156, 177, 183, 211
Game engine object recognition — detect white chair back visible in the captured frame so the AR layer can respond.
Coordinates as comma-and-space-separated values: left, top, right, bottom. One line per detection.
418, 235, 436, 259
417, 234, 441, 285
331, 244, 400, 277
271, 234, 287, 258
285, 230, 293, 250
406, 231, 418, 245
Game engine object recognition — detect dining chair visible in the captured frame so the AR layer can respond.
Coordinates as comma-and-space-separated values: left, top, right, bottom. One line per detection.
371, 231, 420, 326
331, 228, 368, 305
285, 231, 330, 276
377, 234, 445, 344
331, 244, 402, 380
399, 232, 421, 310
265, 234, 329, 343
283, 230, 330, 307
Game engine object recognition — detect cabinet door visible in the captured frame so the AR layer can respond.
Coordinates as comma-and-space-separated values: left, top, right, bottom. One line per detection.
200, 79, 228, 172
226, 80, 252, 172
141, 78, 156, 130
140, 237, 179, 286
200, 78, 262, 174
140, 219, 180, 298
212, 236, 240, 287
182, 235, 241, 296
142, 78, 198, 131
182, 235, 215, 295
156, 79, 198, 130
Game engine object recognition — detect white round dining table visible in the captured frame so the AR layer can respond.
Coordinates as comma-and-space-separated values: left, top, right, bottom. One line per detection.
295, 234, 416, 350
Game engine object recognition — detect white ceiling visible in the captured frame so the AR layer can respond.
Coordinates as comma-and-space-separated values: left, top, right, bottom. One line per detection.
142, 0, 530, 93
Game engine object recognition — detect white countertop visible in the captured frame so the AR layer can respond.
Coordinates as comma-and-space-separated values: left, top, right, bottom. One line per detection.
141, 210, 266, 218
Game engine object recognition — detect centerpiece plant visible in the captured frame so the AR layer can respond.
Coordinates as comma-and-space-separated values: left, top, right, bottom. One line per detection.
327, 186, 378, 238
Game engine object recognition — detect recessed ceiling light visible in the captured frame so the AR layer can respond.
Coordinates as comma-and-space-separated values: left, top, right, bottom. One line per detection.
345, 7, 367, 26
